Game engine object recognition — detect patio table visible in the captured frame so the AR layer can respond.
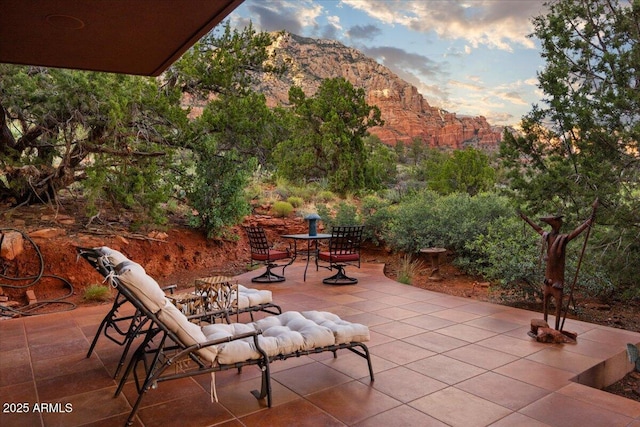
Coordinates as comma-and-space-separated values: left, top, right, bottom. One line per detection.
281, 233, 332, 281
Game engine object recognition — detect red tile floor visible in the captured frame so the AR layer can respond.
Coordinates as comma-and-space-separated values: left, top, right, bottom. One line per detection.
1, 261, 639, 426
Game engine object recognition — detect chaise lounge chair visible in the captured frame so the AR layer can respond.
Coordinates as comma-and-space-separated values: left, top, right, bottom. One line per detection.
77, 246, 281, 378
102, 256, 374, 425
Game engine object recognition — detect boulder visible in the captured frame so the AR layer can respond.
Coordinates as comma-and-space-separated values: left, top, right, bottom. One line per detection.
1, 231, 24, 260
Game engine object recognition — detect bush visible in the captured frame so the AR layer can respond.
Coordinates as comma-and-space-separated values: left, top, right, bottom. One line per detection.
460, 215, 542, 301
317, 201, 361, 230
272, 201, 294, 217
384, 191, 512, 255
316, 190, 335, 203
287, 196, 304, 208
334, 201, 360, 226
360, 194, 393, 245
187, 152, 251, 238
83, 284, 112, 302
460, 207, 617, 305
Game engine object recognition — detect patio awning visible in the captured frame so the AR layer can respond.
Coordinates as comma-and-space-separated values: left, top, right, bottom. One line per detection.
0, 0, 244, 76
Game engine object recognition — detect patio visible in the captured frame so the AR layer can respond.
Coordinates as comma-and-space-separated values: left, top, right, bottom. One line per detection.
1, 261, 639, 427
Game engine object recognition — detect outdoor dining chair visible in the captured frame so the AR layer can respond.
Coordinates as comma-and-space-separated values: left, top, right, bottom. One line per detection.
244, 226, 294, 283
318, 225, 364, 284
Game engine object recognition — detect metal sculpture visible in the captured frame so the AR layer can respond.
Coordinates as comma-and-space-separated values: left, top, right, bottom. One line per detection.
519, 199, 598, 330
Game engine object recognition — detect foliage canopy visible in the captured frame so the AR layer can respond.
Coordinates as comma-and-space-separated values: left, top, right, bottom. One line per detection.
500, 0, 639, 294
274, 77, 384, 194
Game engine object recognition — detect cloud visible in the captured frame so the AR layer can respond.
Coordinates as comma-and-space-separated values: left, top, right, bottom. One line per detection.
449, 79, 484, 92
485, 111, 515, 125
362, 46, 446, 80
347, 24, 383, 41
327, 15, 342, 30
500, 90, 528, 106
341, 0, 547, 51
243, 0, 323, 34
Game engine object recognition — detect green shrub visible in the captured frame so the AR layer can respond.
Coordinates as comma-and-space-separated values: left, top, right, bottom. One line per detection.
316, 204, 332, 229
187, 152, 252, 238
460, 215, 542, 301
360, 195, 393, 245
334, 201, 360, 226
384, 190, 512, 255
316, 190, 335, 203
272, 201, 294, 217
287, 196, 304, 208
318, 201, 361, 230
83, 284, 112, 302
462, 214, 617, 305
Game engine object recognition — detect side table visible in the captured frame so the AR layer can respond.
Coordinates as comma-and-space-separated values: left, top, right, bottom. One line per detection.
420, 247, 447, 281
194, 276, 239, 322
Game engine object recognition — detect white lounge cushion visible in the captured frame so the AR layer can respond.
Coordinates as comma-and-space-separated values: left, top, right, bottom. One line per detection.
254, 311, 335, 354
301, 311, 370, 344
201, 311, 338, 363
115, 261, 167, 313
237, 285, 272, 309
96, 246, 131, 268
201, 322, 262, 364
157, 301, 217, 363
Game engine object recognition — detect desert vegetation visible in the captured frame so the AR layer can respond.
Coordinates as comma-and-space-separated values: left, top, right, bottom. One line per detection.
1, 1, 638, 307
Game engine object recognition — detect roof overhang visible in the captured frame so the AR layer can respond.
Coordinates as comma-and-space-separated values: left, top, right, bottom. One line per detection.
0, 0, 244, 76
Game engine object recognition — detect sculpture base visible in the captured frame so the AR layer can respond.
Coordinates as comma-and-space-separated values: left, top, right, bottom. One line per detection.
529, 319, 577, 344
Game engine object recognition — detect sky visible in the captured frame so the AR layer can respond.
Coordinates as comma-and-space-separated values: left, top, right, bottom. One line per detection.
228, 0, 550, 127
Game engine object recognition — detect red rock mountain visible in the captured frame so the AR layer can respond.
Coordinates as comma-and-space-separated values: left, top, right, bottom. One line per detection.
255, 32, 503, 149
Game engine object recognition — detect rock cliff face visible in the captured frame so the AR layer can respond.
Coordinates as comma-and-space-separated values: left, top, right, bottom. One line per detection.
255, 32, 503, 149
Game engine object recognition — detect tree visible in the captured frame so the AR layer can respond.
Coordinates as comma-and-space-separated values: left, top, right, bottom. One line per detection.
394, 140, 406, 163
429, 148, 496, 196
274, 77, 383, 194
500, 0, 640, 294
363, 135, 398, 190
0, 22, 282, 235
176, 23, 286, 237
186, 91, 286, 237
407, 137, 426, 165
0, 67, 187, 214
166, 22, 284, 99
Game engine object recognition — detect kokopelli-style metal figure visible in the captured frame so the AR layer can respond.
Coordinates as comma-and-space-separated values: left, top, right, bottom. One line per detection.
518, 200, 598, 330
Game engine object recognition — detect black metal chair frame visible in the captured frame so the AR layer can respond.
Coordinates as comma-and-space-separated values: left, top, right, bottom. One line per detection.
318, 225, 364, 285
244, 226, 294, 283
78, 248, 374, 425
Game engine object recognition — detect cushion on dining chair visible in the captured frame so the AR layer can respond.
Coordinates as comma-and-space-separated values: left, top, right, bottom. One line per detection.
251, 249, 290, 261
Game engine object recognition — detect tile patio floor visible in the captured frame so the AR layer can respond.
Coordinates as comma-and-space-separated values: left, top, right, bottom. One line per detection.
1, 261, 639, 426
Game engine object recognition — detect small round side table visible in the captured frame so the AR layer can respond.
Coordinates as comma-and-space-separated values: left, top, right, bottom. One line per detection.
420, 247, 447, 281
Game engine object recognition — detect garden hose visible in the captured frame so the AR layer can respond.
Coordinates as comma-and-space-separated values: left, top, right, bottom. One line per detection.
0, 227, 76, 317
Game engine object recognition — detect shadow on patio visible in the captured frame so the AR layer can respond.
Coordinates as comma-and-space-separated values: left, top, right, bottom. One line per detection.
1, 261, 639, 426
